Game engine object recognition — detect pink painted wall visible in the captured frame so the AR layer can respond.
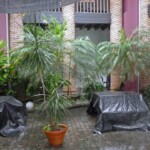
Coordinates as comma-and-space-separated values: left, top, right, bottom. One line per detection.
123, 0, 139, 91
0, 14, 7, 42
123, 0, 139, 36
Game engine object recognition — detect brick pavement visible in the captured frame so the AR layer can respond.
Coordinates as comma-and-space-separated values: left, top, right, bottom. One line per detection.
1, 107, 150, 150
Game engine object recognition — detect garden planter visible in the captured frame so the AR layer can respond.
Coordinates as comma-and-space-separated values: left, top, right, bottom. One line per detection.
43, 124, 68, 147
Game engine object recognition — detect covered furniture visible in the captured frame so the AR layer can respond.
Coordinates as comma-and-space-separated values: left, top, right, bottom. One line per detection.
0, 96, 27, 136
87, 91, 150, 134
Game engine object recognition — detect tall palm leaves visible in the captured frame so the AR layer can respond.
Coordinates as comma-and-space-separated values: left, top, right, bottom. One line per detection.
72, 37, 102, 85
11, 17, 67, 99
72, 28, 150, 91
97, 29, 150, 81
12, 24, 53, 80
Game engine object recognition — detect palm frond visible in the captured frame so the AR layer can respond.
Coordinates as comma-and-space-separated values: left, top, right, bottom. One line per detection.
96, 28, 150, 81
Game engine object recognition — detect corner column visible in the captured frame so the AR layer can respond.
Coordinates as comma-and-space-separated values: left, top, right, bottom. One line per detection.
110, 0, 123, 90
62, 4, 77, 95
9, 14, 24, 50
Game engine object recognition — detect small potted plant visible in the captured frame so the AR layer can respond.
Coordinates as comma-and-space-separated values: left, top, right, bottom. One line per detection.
38, 73, 71, 147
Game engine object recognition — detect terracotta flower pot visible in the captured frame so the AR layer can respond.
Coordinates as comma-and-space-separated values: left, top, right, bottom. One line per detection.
43, 124, 68, 147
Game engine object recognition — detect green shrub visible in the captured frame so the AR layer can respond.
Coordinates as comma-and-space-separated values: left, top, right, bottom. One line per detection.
143, 85, 150, 105
0, 40, 18, 95
83, 81, 104, 99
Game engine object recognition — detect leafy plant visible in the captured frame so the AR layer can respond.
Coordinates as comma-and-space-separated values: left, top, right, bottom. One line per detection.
39, 73, 71, 131
143, 85, 150, 105
11, 17, 68, 99
72, 37, 105, 94
72, 28, 150, 92
83, 81, 104, 99
84, 81, 104, 93
97, 28, 150, 83
11, 17, 72, 131
0, 40, 5, 49
0, 40, 18, 95
72, 37, 98, 79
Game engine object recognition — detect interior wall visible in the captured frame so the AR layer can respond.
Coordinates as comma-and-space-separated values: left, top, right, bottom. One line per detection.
123, 0, 139, 92
123, 0, 139, 36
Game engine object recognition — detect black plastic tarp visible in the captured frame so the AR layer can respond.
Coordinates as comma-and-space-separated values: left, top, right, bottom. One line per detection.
87, 92, 150, 134
0, 96, 27, 137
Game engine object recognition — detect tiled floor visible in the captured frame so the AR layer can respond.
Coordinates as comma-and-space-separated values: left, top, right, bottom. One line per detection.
1, 107, 150, 150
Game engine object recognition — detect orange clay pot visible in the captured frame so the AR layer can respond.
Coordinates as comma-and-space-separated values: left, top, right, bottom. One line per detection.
43, 124, 68, 147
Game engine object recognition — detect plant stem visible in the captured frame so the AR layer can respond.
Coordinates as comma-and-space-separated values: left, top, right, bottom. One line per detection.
40, 72, 49, 121
40, 72, 45, 101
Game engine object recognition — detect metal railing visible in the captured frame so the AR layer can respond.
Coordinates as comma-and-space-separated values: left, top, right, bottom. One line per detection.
49, 0, 110, 13
76, 0, 110, 13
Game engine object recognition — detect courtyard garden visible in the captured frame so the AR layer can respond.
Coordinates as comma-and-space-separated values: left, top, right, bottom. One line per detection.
1, 15, 150, 149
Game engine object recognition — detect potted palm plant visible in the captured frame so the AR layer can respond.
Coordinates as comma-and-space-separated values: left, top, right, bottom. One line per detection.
39, 73, 71, 146
11, 17, 72, 146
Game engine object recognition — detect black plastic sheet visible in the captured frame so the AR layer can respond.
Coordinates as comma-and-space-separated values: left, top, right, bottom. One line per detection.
87, 92, 150, 134
0, 96, 27, 137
